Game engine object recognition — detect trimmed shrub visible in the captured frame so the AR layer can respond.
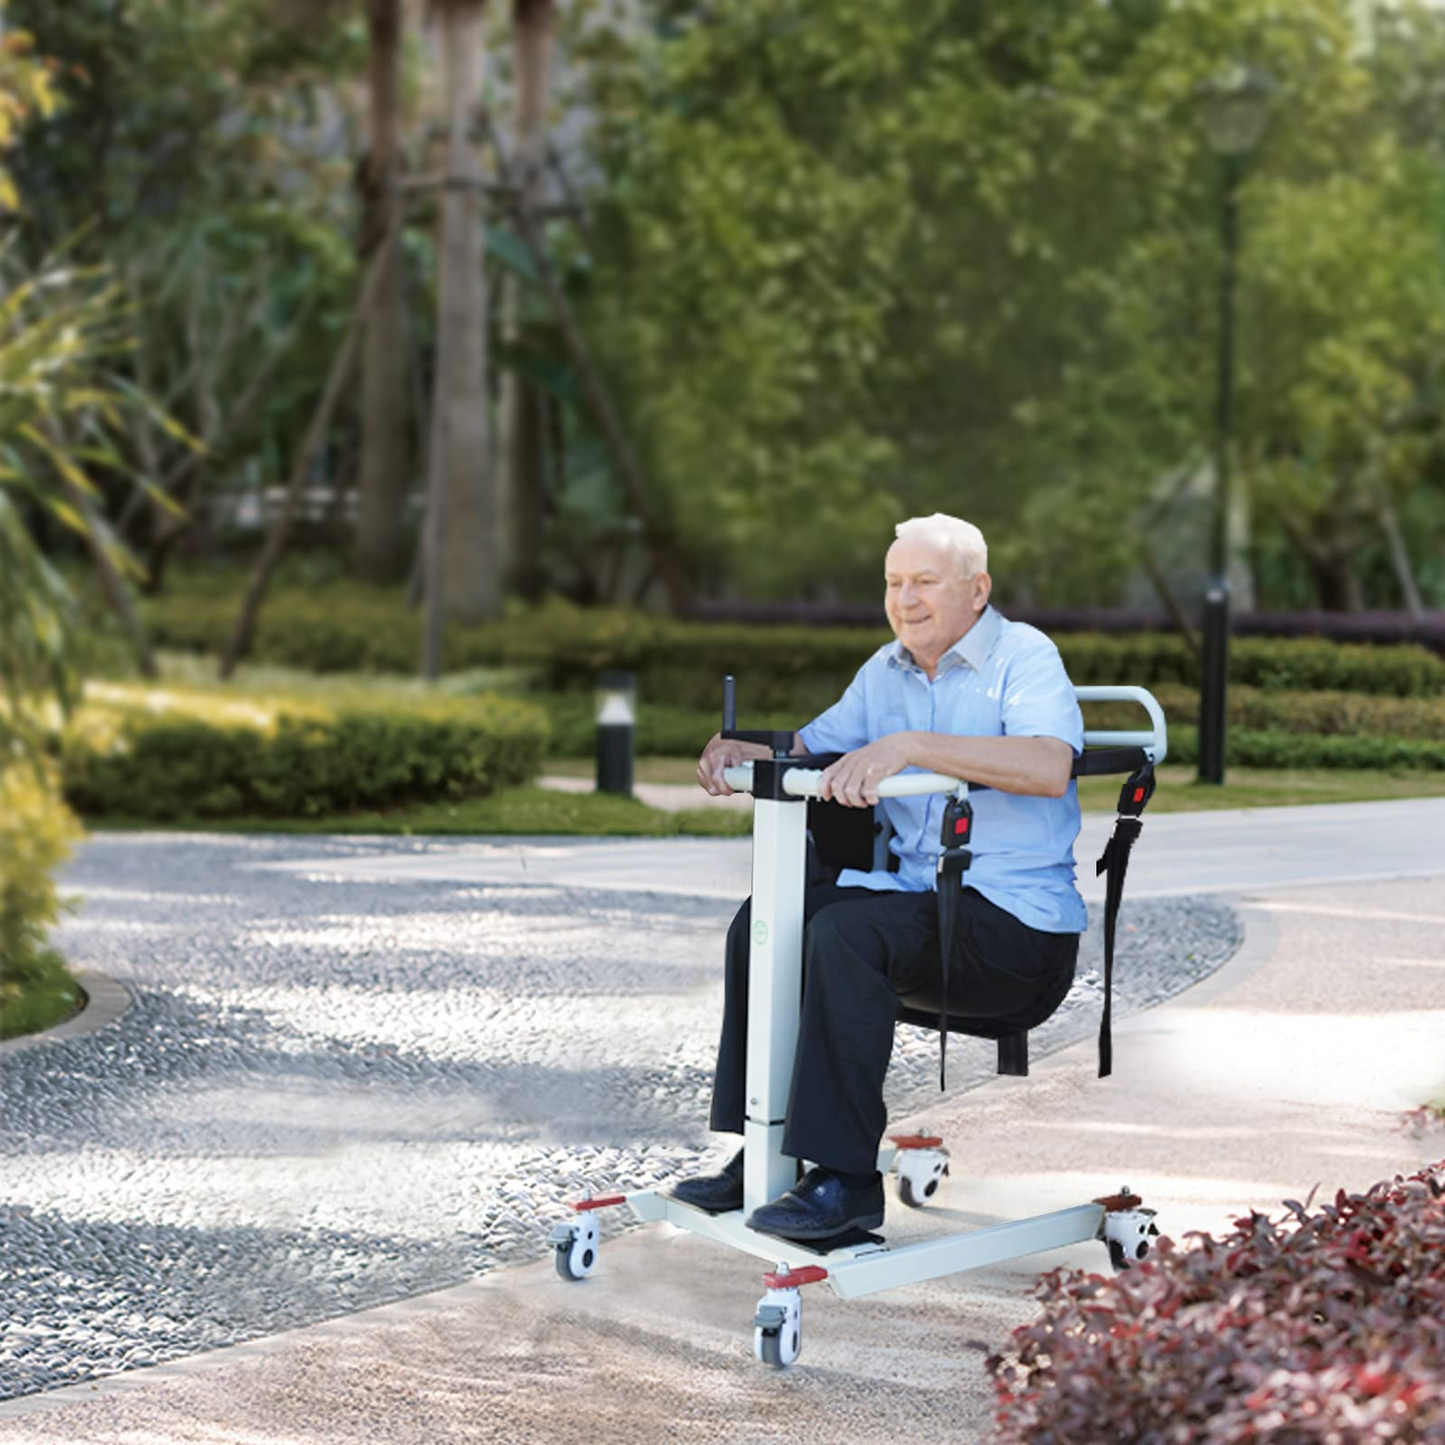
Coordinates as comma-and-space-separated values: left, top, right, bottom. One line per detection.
139, 587, 1445, 705
536, 691, 796, 758
685, 599, 1445, 659
59, 685, 548, 820
1058, 633, 1444, 698
534, 692, 1445, 771
988, 1158, 1445, 1442
0, 765, 84, 1039
1086, 687, 1445, 751
1081, 686, 1445, 743
1164, 727, 1445, 772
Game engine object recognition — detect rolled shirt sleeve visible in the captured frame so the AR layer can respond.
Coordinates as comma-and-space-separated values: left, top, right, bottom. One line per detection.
796, 654, 882, 755
1000, 639, 1085, 759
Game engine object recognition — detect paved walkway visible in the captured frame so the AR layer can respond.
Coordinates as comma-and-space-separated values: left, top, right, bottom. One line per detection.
2, 801, 1444, 1443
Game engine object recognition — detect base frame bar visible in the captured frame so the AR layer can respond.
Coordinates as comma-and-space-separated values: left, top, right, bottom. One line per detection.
625, 1190, 1106, 1297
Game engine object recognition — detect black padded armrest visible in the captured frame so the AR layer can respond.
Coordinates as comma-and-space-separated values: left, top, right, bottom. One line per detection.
1071, 746, 1150, 778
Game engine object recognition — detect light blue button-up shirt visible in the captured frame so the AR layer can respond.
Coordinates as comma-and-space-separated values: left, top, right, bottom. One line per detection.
796, 605, 1087, 934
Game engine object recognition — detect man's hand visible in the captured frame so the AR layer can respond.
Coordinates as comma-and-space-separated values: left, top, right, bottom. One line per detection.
818, 733, 914, 808
696, 732, 776, 796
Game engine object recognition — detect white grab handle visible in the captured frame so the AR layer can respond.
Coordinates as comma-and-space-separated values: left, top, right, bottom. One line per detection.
1075, 685, 1168, 765
721, 763, 963, 799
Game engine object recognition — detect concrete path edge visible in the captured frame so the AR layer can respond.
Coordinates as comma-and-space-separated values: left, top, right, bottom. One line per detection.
0, 971, 132, 1058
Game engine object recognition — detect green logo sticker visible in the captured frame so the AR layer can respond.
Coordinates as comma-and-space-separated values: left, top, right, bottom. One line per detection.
752, 920, 768, 947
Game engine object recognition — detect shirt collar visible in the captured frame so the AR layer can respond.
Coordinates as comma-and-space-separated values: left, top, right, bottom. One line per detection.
888, 605, 1002, 676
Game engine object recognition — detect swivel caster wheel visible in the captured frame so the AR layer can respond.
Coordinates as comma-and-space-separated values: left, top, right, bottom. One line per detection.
754, 1318, 801, 1367
1097, 1187, 1159, 1273
753, 1289, 802, 1368
896, 1147, 950, 1208
548, 1212, 600, 1281
753, 1265, 820, 1368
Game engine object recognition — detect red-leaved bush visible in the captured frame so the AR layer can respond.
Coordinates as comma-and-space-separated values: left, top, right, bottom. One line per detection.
987, 1158, 1445, 1444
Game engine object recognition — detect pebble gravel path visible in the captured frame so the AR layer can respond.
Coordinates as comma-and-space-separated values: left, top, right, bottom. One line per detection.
0, 833, 1240, 1400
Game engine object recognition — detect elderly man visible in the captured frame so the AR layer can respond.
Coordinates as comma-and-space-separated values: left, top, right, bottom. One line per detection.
669, 512, 1086, 1243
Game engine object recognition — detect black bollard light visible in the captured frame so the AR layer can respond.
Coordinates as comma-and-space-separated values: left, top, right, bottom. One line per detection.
595, 670, 636, 797
1198, 581, 1229, 784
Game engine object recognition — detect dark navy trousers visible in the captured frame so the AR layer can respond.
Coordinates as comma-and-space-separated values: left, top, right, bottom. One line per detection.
707, 880, 1079, 1176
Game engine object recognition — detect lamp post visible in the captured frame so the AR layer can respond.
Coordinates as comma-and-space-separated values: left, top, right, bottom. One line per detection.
1197, 65, 1275, 786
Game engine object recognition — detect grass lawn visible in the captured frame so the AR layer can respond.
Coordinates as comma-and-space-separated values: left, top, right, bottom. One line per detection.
545, 757, 1445, 813
0, 951, 87, 1042
86, 786, 751, 838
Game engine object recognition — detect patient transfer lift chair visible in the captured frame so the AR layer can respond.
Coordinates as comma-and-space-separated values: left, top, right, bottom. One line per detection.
547, 682, 1168, 1367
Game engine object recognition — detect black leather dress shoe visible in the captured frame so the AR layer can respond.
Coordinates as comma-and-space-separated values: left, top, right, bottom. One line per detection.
745, 1167, 884, 1242
668, 1148, 744, 1214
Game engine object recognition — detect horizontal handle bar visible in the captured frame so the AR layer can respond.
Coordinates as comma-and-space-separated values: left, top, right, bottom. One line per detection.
721, 763, 963, 799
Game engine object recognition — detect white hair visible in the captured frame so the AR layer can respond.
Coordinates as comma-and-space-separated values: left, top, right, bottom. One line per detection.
893, 513, 988, 579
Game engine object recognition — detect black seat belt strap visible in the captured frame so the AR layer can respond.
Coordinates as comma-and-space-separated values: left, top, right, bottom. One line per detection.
934, 791, 974, 1091
1094, 761, 1156, 1078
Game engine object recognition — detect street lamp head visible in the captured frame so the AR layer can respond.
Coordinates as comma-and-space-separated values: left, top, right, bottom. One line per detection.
1201, 64, 1277, 156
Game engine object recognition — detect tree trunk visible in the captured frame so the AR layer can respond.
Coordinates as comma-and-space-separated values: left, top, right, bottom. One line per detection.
1276, 498, 1368, 614
497, 0, 555, 600
68, 481, 158, 680
353, 0, 412, 583
423, 0, 496, 678
506, 181, 695, 611
1377, 489, 1425, 620
1139, 538, 1199, 659
1305, 550, 1364, 612
220, 233, 395, 679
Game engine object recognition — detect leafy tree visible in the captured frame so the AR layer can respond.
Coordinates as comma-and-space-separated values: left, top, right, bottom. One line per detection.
4, 0, 364, 577
0, 22, 89, 1029
580, 0, 1445, 608
0, 22, 57, 213
6, 0, 361, 246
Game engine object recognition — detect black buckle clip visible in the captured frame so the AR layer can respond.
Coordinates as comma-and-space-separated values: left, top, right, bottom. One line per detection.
938, 792, 974, 878
1116, 762, 1156, 819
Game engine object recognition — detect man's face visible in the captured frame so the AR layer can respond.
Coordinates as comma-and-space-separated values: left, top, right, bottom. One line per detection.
884, 535, 991, 667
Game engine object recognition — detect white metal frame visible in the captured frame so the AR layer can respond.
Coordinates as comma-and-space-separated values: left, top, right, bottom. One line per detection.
567, 688, 1166, 1330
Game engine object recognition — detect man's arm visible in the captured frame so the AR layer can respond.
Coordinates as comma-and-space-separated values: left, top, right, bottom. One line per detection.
817, 731, 1073, 808
696, 730, 811, 797
900, 732, 1072, 797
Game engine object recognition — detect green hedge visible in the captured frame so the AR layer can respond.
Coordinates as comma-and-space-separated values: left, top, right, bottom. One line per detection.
1162, 725, 1445, 771
537, 688, 1445, 767
0, 764, 85, 1040
1080, 684, 1445, 743
537, 692, 795, 758
60, 684, 548, 820
138, 587, 1445, 707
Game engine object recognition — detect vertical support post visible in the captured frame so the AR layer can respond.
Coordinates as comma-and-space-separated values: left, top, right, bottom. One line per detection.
1198, 153, 1240, 786
1198, 582, 1228, 784
743, 797, 808, 1215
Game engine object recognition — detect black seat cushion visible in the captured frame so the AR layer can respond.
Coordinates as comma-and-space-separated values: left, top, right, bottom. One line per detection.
897, 958, 1075, 1039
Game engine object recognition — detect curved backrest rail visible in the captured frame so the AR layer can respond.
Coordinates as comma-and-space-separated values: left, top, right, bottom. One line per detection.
1075, 685, 1168, 765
